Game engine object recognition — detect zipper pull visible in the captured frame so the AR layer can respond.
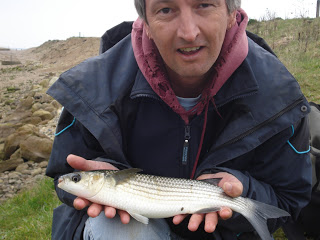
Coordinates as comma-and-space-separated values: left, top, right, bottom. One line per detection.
182, 125, 191, 165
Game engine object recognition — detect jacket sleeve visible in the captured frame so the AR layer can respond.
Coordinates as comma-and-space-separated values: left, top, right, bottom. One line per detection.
46, 109, 130, 207
203, 118, 312, 234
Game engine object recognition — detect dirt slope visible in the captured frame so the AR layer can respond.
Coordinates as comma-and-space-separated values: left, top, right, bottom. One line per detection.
0, 37, 100, 91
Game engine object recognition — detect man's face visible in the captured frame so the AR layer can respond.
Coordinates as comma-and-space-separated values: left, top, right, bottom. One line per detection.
145, 0, 236, 86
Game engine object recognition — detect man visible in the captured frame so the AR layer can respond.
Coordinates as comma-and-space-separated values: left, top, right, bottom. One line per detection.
46, 0, 312, 239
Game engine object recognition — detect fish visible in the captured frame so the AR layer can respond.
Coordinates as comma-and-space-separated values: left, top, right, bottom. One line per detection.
57, 168, 290, 240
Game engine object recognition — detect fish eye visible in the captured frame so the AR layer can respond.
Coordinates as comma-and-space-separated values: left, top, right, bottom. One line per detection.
71, 174, 81, 183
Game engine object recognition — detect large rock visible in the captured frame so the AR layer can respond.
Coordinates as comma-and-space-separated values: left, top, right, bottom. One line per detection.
17, 96, 34, 110
22, 116, 42, 125
39, 79, 49, 88
50, 100, 61, 109
0, 143, 4, 160
20, 135, 53, 162
3, 124, 39, 160
32, 109, 53, 121
0, 158, 24, 173
31, 102, 43, 112
15, 162, 29, 173
4, 110, 32, 123
3, 133, 25, 160
0, 123, 16, 140
9, 149, 21, 160
17, 124, 39, 135
31, 84, 43, 92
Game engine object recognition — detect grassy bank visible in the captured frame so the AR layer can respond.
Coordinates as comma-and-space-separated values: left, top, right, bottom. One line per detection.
247, 17, 320, 102
0, 177, 60, 240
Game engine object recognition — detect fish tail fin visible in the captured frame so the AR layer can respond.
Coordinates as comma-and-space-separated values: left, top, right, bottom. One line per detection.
240, 198, 290, 240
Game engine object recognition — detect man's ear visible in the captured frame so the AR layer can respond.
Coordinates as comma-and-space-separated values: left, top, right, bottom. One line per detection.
143, 21, 152, 40
227, 10, 237, 29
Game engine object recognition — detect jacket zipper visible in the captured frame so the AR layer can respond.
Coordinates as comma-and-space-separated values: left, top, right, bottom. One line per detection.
214, 97, 304, 151
133, 93, 192, 166
182, 125, 191, 165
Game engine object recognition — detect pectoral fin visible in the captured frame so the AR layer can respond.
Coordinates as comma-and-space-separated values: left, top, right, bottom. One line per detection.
128, 211, 149, 224
194, 207, 221, 214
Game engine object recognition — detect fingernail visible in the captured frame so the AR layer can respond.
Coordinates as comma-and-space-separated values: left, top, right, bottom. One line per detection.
224, 182, 232, 193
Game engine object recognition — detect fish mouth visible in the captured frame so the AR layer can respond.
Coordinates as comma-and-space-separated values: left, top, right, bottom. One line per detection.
57, 177, 65, 189
58, 177, 63, 184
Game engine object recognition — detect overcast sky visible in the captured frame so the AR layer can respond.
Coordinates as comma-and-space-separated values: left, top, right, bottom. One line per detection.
0, 0, 317, 49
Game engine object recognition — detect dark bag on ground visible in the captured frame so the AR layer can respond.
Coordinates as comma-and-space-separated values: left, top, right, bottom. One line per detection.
283, 102, 320, 240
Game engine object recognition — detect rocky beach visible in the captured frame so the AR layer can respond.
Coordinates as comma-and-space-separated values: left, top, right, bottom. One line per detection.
0, 37, 100, 202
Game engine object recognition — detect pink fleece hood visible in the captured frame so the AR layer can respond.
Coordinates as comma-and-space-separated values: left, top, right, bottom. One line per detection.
132, 9, 249, 124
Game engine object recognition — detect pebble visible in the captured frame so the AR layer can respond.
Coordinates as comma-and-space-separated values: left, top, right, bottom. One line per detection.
16, 163, 29, 172
0, 160, 50, 203
39, 161, 48, 168
35, 175, 44, 181
31, 168, 43, 177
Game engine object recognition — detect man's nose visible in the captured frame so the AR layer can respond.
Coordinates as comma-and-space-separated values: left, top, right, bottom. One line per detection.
176, 12, 200, 42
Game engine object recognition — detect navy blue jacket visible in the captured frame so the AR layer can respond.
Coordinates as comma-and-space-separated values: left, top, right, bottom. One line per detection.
46, 33, 312, 239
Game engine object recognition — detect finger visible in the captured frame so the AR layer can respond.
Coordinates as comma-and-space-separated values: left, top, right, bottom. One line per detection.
204, 212, 218, 233
73, 197, 90, 210
104, 206, 117, 218
118, 210, 131, 224
188, 214, 204, 232
218, 207, 233, 220
196, 172, 243, 198
67, 154, 118, 171
172, 214, 188, 225
196, 174, 215, 180
87, 203, 103, 218
222, 182, 243, 198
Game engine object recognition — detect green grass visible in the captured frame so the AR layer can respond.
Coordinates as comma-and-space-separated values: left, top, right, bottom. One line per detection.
0, 177, 60, 240
6, 87, 20, 93
247, 17, 320, 103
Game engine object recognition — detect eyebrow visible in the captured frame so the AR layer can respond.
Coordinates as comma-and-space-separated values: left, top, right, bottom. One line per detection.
151, 0, 173, 3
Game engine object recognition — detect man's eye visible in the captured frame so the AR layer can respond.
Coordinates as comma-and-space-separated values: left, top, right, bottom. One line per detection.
159, 8, 171, 14
199, 4, 211, 8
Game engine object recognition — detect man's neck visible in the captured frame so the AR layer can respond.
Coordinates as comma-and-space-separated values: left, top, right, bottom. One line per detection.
167, 67, 212, 98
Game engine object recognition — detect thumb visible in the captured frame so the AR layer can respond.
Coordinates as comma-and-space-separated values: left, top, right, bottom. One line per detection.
222, 181, 243, 198
67, 154, 118, 171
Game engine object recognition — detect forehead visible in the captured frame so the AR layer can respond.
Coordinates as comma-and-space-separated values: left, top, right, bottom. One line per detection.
146, 0, 222, 4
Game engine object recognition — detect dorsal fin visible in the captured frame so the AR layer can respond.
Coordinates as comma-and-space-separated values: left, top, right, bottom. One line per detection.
112, 168, 142, 185
199, 178, 222, 186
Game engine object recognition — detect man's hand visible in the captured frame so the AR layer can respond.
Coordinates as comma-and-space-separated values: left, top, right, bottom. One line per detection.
172, 172, 243, 233
67, 154, 131, 224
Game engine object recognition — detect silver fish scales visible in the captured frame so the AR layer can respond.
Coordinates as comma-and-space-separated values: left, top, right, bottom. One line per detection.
58, 168, 290, 240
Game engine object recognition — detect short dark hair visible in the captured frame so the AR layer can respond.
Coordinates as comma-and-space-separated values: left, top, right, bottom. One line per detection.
134, 0, 241, 22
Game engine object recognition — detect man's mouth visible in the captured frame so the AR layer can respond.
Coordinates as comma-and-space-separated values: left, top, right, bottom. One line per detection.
178, 46, 202, 55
